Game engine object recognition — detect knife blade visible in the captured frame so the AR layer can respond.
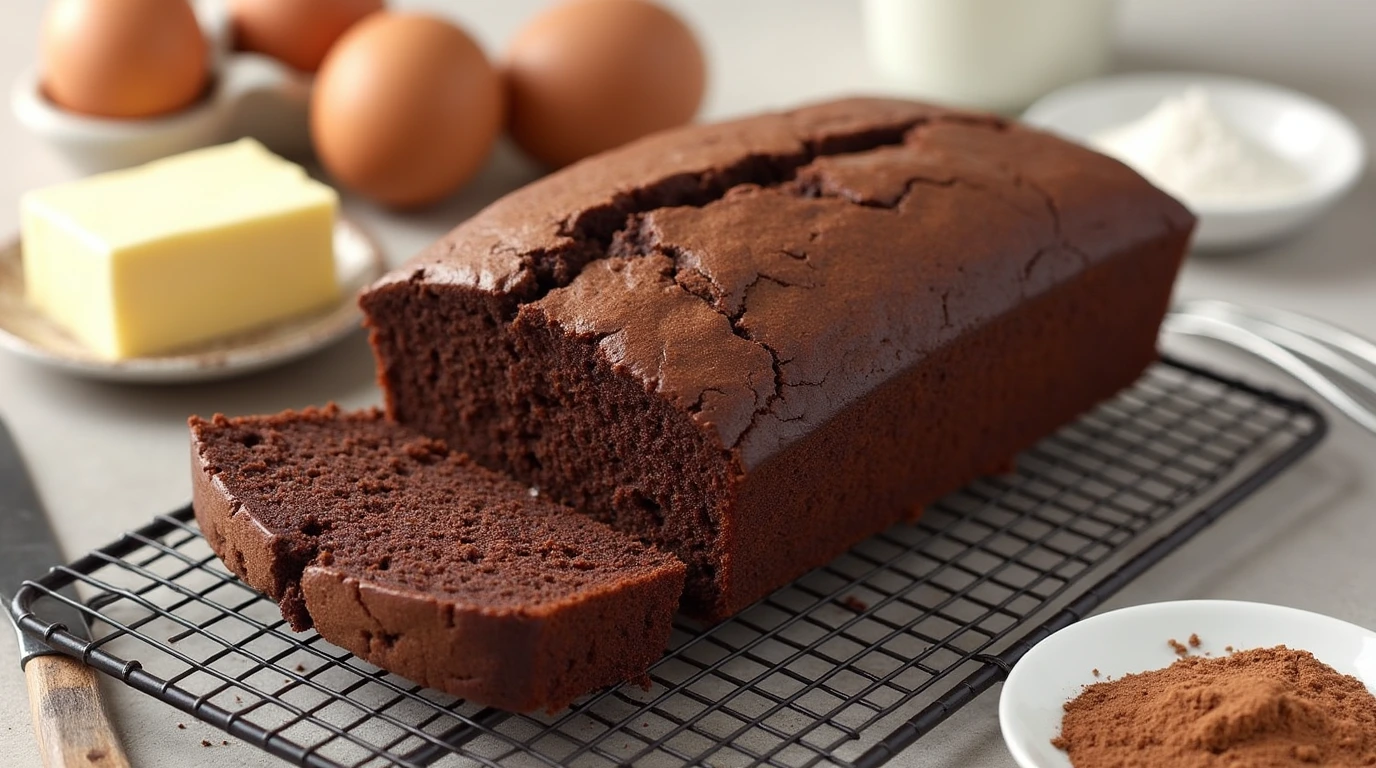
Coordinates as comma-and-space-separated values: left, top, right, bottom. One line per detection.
0, 416, 90, 664
1, 415, 129, 768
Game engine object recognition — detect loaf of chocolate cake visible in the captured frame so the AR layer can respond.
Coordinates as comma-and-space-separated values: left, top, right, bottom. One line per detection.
359, 97, 1196, 622
190, 407, 685, 712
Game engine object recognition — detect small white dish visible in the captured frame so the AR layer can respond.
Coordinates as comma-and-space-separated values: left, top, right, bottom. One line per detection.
10, 55, 313, 175
1023, 72, 1367, 251
999, 599, 1376, 768
0, 218, 385, 384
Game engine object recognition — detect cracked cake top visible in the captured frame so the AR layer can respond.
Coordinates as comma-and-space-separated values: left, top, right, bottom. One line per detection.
367, 97, 1193, 468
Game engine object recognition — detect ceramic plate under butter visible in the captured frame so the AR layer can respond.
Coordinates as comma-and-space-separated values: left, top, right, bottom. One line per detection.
0, 218, 384, 383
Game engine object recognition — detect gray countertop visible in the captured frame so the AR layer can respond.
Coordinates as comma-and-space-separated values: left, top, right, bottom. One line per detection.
2, 1, 1374, 766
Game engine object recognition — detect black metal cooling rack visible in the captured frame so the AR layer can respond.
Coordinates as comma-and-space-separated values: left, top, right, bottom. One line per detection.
12, 356, 1325, 768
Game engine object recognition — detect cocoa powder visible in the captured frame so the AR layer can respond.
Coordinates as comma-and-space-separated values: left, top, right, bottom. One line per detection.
1052, 645, 1376, 767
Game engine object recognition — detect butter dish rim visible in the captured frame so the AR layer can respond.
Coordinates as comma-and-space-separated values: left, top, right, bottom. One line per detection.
0, 217, 385, 384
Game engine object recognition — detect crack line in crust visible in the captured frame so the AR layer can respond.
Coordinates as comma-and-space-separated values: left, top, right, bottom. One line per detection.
518, 113, 1100, 455
616, 169, 1087, 451
620, 238, 813, 450
588, 134, 1090, 452
793, 173, 962, 209
512, 113, 1007, 307
686, 387, 728, 416
799, 168, 1084, 284
1007, 169, 1093, 267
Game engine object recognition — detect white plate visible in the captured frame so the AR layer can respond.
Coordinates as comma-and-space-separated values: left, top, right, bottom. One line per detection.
0, 218, 385, 383
1023, 72, 1366, 251
999, 600, 1376, 768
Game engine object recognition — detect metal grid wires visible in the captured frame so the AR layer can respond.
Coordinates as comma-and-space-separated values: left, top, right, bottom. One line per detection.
12, 357, 1325, 768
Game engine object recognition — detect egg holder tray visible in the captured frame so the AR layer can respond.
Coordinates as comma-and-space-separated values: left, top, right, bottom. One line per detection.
10, 356, 1325, 768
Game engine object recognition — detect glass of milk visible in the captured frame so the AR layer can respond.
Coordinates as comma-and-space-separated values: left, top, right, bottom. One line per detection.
862, 0, 1115, 114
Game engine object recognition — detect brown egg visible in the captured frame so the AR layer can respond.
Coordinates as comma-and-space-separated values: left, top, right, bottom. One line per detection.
42, 0, 208, 118
505, 0, 706, 168
231, 0, 385, 73
311, 13, 503, 208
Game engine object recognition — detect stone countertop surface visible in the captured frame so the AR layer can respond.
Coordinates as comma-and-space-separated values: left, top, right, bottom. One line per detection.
1, 1, 1373, 766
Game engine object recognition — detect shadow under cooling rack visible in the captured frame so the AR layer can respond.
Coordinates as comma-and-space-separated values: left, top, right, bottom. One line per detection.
12, 356, 1326, 768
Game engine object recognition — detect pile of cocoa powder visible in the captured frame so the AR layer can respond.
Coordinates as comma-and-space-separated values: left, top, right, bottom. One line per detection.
1052, 643, 1376, 767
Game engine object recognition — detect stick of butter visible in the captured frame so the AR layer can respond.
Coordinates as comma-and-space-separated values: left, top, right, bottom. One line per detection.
21, 139, 340, 359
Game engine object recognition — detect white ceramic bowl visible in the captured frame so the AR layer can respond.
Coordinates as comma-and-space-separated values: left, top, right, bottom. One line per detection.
999, 600, 1376, 768
10, 66, 228, 174
10, 54, 312, 175
1023, 73, 1367, 251
10, 0, 312, 174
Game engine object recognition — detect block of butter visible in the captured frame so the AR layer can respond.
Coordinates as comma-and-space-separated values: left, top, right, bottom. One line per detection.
21, 139, 340, 359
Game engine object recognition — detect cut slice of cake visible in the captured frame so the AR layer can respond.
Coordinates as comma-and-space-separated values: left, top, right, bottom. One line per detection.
189, 405, 685, 713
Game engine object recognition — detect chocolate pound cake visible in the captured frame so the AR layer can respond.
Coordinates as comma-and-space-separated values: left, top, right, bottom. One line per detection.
190, 406, 685, 713
360, 96, 1196, 621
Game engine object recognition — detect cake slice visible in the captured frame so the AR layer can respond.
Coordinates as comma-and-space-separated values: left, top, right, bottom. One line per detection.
189, 406, 685, 713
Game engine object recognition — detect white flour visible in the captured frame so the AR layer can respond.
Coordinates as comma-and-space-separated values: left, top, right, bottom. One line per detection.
1091, 87, 1307, 206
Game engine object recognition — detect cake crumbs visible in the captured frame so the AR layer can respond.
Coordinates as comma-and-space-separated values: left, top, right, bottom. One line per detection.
201, 740, 212, 748
1226, 645, 1235, 653
222, 740, 229, 746
841, 595, 868, 612
1168, 638, 1190, 656
1188, 633, 1201, 647
295, 663, 306, 672
177, 723, 186, 730
1092, 668, 1100, 678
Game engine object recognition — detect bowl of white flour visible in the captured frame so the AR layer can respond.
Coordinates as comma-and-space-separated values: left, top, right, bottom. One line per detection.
1023, 72, 1366, 251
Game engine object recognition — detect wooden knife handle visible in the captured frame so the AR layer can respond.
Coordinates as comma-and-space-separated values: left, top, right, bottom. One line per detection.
25, 655, 130, 768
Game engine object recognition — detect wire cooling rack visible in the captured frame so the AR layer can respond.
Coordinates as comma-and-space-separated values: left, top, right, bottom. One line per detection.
12, 356, 1325, 768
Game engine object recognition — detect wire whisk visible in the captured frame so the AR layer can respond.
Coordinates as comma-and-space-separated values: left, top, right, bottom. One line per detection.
1166, 299, 1376, 436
